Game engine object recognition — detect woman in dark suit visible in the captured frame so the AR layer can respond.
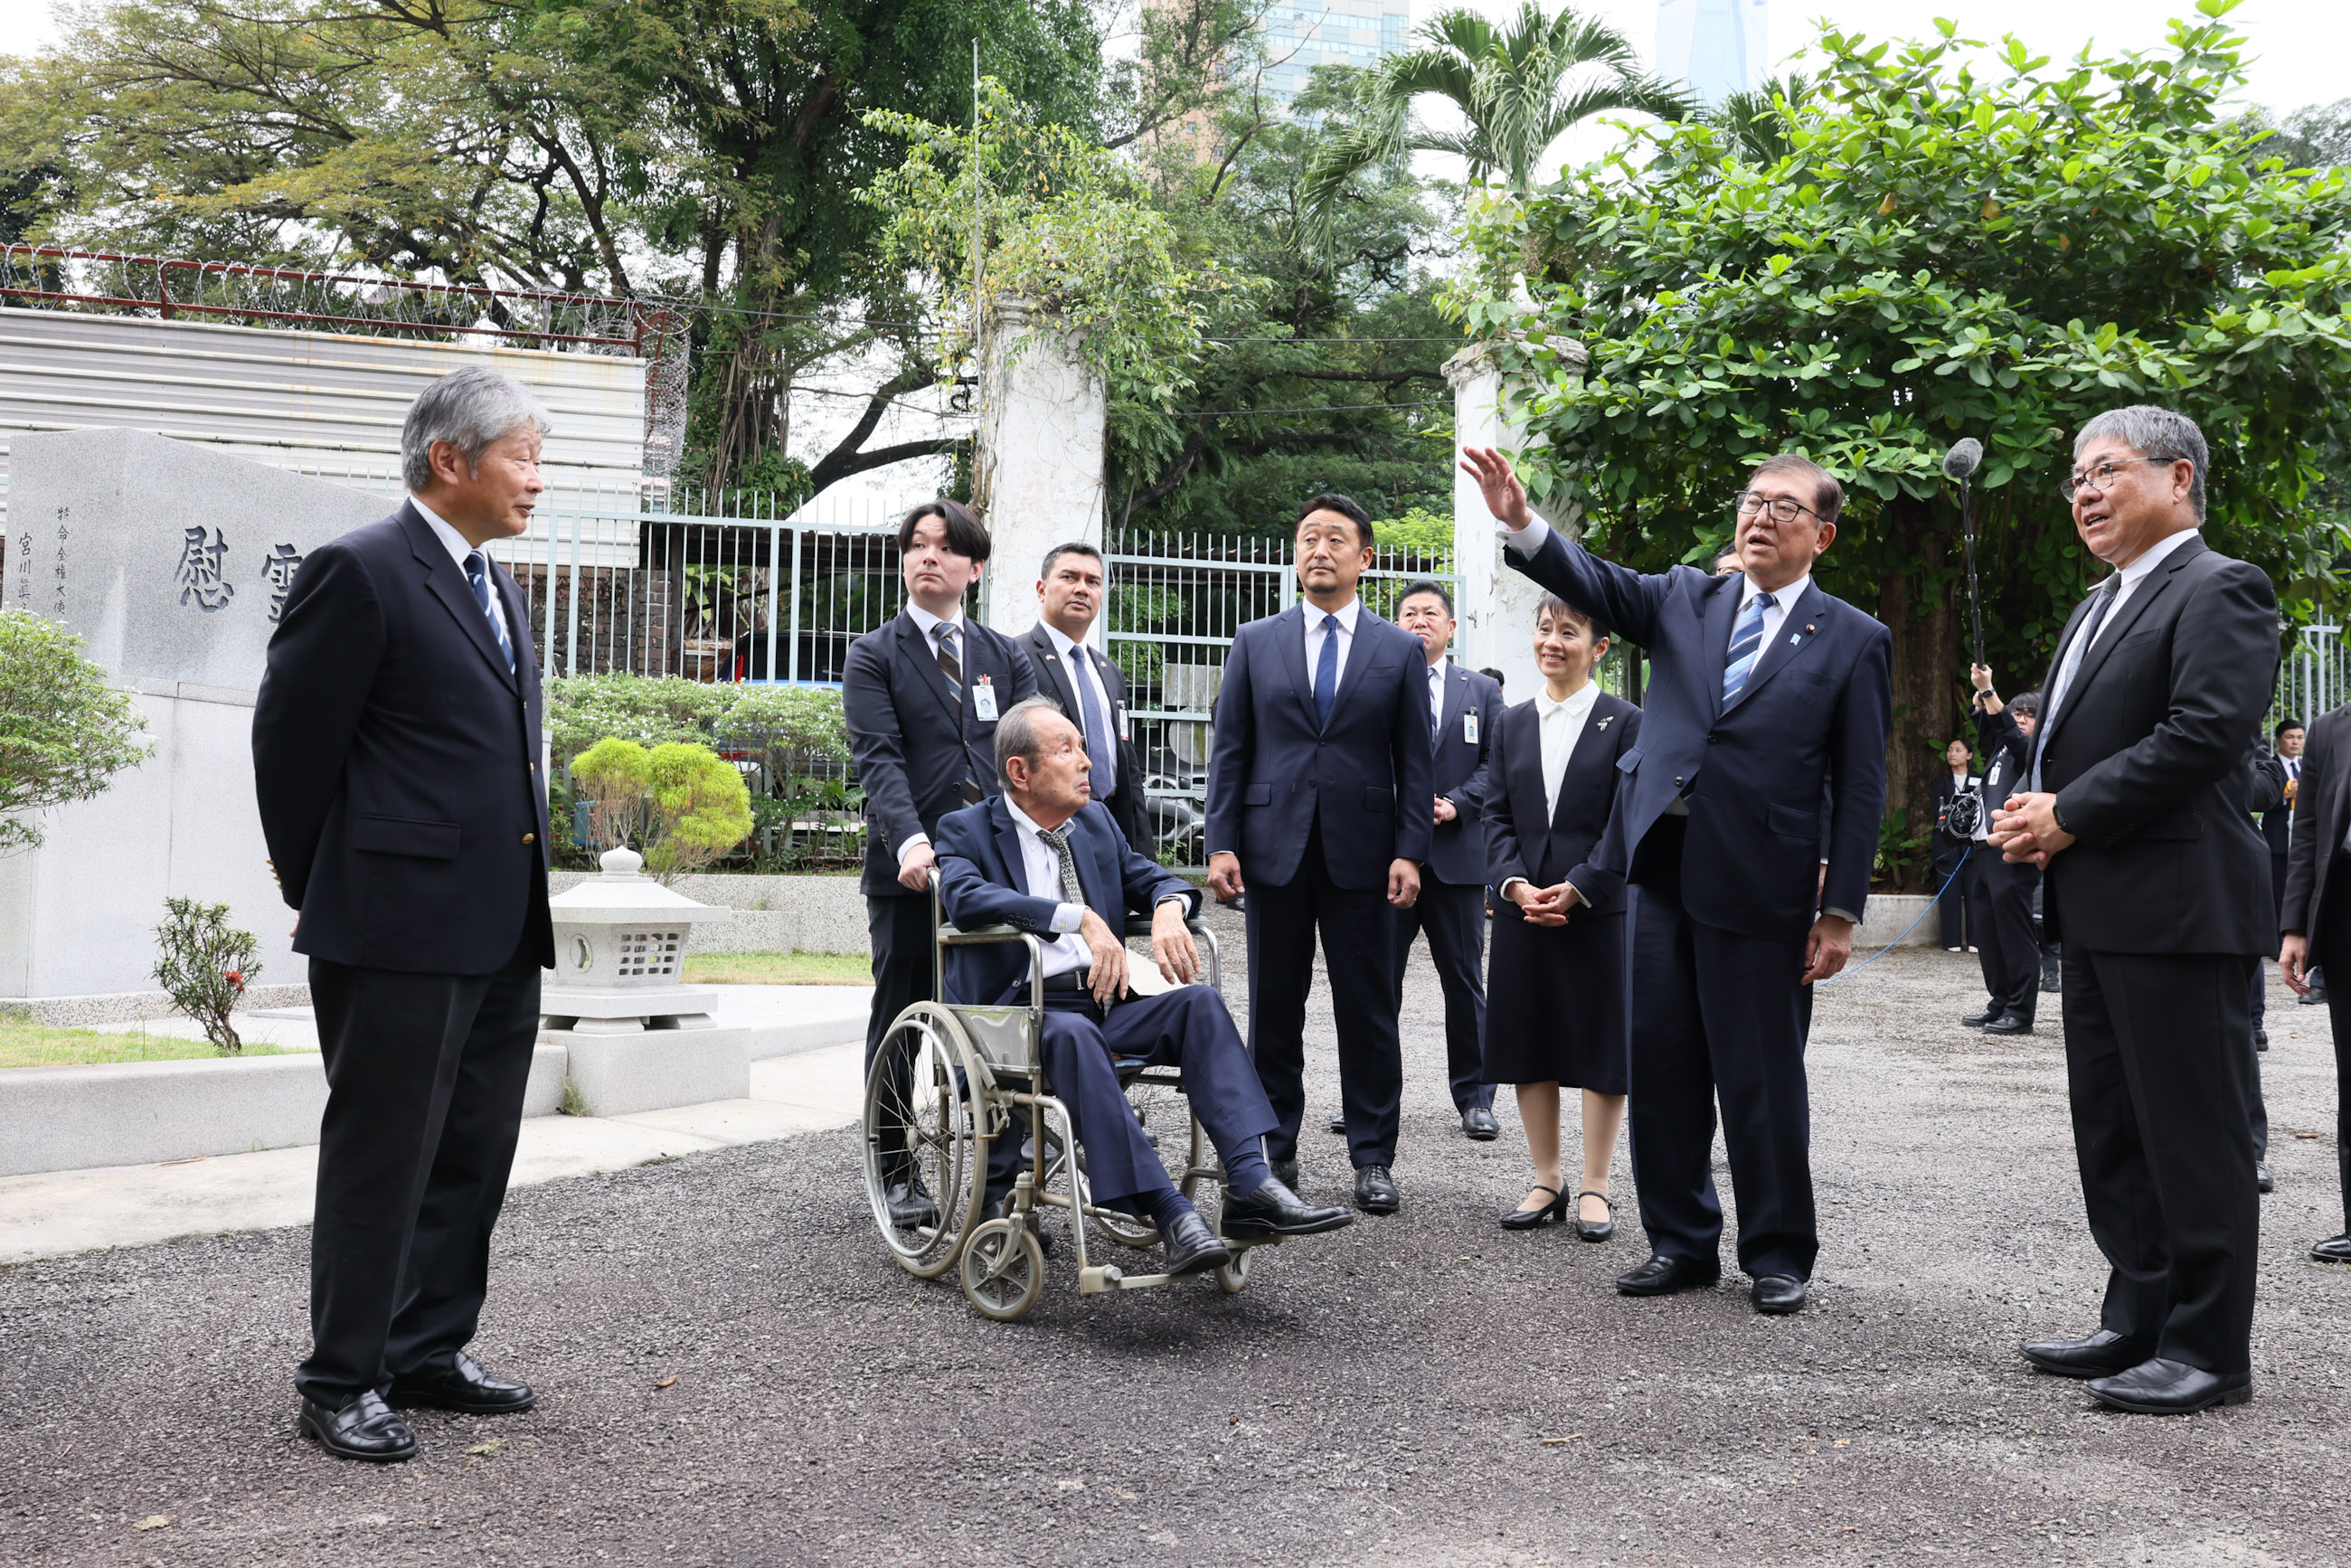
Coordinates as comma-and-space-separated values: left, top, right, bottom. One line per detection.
1930, 740, 1983, 951
1484, 594, 1641, 1239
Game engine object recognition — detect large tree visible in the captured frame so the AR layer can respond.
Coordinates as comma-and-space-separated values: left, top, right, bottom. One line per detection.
1457, 2, 2351, 880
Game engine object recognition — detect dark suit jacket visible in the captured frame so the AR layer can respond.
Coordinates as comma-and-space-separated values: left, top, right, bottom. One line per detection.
933, 797, 1198, 1006
1204, 602, 1435, 890
1506, 527, 1892, 943
843, 609, 1037, 899
252, 503, 552, 975
1020, 622, 1149, 854
2282, 707, 2351, 944
2030, 535, 2276, 955
1424, 660, 1504, 886
1483, 691, 1642, 913
2256, 753, 2297, 857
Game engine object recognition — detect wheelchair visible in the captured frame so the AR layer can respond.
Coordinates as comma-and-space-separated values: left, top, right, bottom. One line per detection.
859, 873, 1277, 1320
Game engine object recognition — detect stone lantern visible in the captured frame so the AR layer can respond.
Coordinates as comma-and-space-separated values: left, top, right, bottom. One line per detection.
539, 847, 748, 1115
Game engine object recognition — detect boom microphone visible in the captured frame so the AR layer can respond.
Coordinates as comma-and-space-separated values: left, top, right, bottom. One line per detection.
1947, 435, 1987, 674
1942, 437, 1984, 482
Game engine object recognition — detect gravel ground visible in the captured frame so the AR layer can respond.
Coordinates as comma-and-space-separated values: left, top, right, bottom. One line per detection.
5, 915, 2348, 1567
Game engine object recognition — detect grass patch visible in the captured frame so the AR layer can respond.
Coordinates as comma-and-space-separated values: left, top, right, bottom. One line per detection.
680, 949, 873, 987
0, 1019, 298, 1070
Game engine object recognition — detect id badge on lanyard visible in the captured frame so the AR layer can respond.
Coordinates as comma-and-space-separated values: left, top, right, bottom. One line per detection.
973, 676, 998, 722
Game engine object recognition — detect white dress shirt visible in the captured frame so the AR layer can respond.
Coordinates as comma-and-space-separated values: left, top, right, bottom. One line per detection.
895, 601, 971, 866
1304, 596, 1363, 693
411, 494, 512, 650
1499, 680, 1600, 902
2035, 528, 2201, 789
1004, 798, 1092, 978
1042, 620, 1117, 795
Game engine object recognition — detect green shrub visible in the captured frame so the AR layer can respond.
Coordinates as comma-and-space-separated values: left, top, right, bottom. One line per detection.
571, 737, 755, 884
0, 609, 152, 852
152, 897, 260, 1053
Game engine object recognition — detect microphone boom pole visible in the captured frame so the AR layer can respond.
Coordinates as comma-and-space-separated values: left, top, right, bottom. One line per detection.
1943, 438, 1987, 673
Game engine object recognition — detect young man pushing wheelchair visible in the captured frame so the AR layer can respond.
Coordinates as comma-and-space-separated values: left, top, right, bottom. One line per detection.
932, 697, 1354, 1280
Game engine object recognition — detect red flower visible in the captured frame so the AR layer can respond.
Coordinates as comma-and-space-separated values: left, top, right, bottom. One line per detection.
225, 970, 245, 988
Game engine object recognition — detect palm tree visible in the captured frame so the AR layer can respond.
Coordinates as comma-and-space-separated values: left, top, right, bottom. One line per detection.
1707, 73, 1814, 165
1301, 1, 1692, 229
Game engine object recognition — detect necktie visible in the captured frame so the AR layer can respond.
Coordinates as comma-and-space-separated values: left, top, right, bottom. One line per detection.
935, 622, 982, 804
1313, 613, 1340, 729
1074, 647, 1115, 793
1429, 667, 1443, 751
463, 552, 515, 671
2031, 581, 2118, 791
1721, 590, 1774, 706
1034, 824, 1087, 909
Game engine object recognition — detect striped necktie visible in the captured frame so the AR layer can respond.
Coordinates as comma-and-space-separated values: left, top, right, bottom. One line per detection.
1721, 590, 1774, 706
1034, 824, 1087, 908
934, 622, 982, 804
463, 552, 515, 672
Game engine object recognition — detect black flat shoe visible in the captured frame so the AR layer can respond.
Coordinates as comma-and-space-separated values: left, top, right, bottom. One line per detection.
1328, 1113, 1347, 1135
1499, 1184, 1566, 1230
2254, 1029, 2269, 1050
1270, 1157, 1299, 1191
1354, 1165, 1401, 1214
1751, 1274, 1806, 1315
1221, 1178, 1353, 1239
1983, 1013, 2033, 1035
2300, 988, 2329, 1006
1573, 1190, 1615, 1242
2088, 1357, 2252, 1414
1961, 1006, 2000, 1027
2309, 1234, 2351, 1263
2258, 1161, 2274, 1195
1616, 1253, 1719, 1297
299, 1391, 417, 1462
2020, 1328, 2154, 1380
388, 1351, 535, 1414
1462, 1106, 1501, 1140
1161, 1210, 1231, 1276
884, 1177, 939, 1230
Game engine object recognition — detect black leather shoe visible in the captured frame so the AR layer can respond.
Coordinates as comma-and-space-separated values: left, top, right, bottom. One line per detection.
2309, 1234, 2351, 1263
1270, 1157, 1299, 1191
1161, 1209, 1231, 1275
1500, 1185, 1567, 1230
389, 1351, 536, 1414
2300, 987, 2329, 1006
981, 1194, 1053, 1257
1221, 1178, 1354, 1238
1751, 1274, 1806, 1315
1572, 1190, 1615, 1242
2257, 1162, 2274, 1195
2088, 1357, 2252, 1414
1328, 1113, 1347, 1135
2019, 1328, 2154, 1380
299, 1390, 417, 1462
884, 1177, 939, 1230
1984, 1013, 2034, 1035
1354, 1165, 1401, 1214
1961, 1006, 2000, 1027
1616, 1253, 1719, 1296
1461, 1106, 1500, 1140
2254, 1028, 2269, 1050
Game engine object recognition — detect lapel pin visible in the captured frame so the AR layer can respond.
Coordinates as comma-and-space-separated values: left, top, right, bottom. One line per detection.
1596, 715, 1613, 730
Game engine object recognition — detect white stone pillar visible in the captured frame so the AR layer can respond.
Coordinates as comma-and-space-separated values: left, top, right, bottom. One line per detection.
974, 299, 1108, 641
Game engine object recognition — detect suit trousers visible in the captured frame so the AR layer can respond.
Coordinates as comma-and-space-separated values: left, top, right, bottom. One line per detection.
1246, 824, 1405, 1168
998, 987, 1279, 1205
1389, 878, 1492, 1114
1628, 822, 1818, 1280
297, 940, 543, 1405
1933, 848, 1975, 949
2311, 905, 2351, 1233
1972, 853, 2040, 1025
2061, 947, 2260, 1375
865, 892, 937, 1172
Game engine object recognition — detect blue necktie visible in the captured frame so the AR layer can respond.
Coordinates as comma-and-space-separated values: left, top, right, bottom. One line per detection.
463, 551, 515, 671
1312, 613, 1340, 729
1075, 647, 1116, 793
1720, 590, 1773, 706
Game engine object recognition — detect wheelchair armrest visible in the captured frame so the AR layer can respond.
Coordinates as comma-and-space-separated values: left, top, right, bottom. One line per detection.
1121, 912, 1213, 939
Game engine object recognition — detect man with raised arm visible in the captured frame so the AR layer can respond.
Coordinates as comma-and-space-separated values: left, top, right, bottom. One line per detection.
1460, 447, 1891, 1316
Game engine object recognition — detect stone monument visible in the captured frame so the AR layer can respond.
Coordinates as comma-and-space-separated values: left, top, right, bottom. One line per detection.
0, 430, 390, 1016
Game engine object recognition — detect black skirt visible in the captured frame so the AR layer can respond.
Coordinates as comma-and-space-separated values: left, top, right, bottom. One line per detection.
1481, 903, 1629, 1093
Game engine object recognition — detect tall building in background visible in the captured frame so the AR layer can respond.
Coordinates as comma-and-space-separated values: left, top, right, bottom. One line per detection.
1261, 1, 1412, 111
1657, 0, 1767, 108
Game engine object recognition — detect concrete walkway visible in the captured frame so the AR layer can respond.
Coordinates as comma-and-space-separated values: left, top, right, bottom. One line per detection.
0, 1042, 867, 1265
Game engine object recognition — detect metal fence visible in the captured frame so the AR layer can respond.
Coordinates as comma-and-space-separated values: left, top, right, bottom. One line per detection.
2278, 624, 2350, 733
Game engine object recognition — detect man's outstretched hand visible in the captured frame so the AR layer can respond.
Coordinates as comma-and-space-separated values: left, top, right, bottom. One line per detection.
1459, 447, 1534, 531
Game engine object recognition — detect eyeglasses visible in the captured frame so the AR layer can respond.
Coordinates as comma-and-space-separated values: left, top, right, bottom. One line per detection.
1733, 491, 1821, 525
2060, 456, 2173, 503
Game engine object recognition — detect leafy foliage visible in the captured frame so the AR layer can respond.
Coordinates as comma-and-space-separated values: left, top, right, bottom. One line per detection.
151, 897, 259, 1054
571, 738, 757, 883
0, 609, 151, 853
1455, 3, 2351, 868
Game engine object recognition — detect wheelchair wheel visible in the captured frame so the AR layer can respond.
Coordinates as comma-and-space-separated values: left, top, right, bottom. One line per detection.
863, 1004, 988, 1280
1215, 1245, 1251, 1295
959, 1218, 1046, 1321
1036, 1121, 1160, 1252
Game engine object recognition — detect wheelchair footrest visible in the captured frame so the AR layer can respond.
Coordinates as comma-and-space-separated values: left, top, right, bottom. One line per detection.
1080, 1263, 1181, 1294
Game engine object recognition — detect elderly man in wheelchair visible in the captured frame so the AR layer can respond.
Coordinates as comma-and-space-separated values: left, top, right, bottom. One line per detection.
932, 696, 1353, 1280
